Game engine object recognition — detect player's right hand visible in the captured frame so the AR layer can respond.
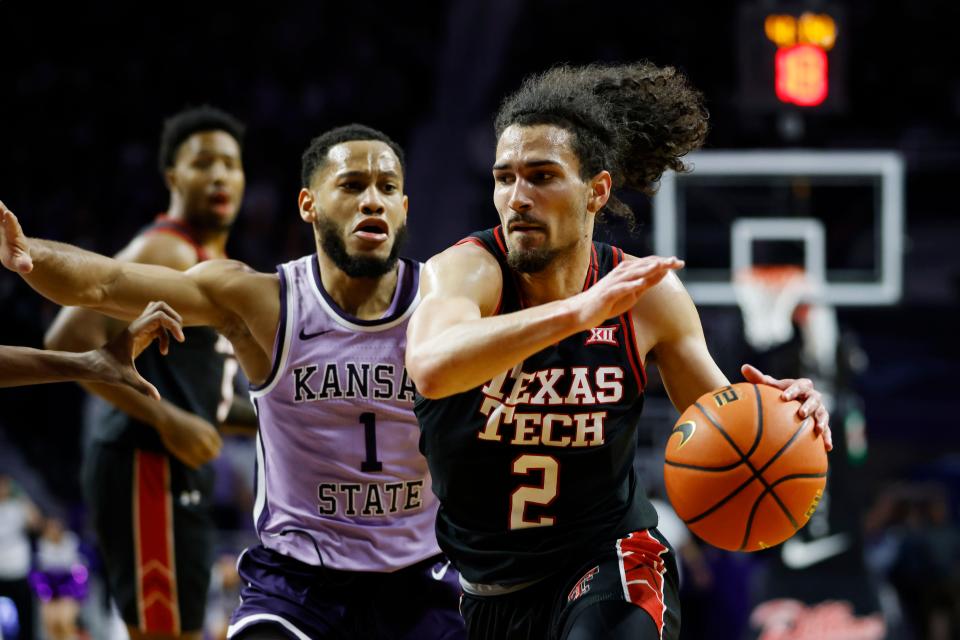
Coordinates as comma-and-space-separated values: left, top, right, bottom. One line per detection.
92, 301, 187, 400
574, 255, 684, 328
0, 201, 34, 274
157, 405, 223, 469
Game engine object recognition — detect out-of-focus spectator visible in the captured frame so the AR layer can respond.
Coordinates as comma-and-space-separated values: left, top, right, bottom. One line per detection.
868, 483, 960, 640
204, 551, 243, 640
0, 474, 41, 639
28, 516, 88, 640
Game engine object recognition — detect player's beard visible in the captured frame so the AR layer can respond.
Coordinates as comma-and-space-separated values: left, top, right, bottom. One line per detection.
315, 215, 408, 278
505, 205, 587, 274
507, 245, 558, 273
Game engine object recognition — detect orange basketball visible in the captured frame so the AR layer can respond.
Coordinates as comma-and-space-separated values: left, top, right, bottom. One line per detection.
663, 382, 828, 552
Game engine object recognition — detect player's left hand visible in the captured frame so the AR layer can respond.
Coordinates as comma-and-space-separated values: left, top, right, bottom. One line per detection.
90, 301, 186, 399
0, 202, 34, 274
741, 363, 832, 452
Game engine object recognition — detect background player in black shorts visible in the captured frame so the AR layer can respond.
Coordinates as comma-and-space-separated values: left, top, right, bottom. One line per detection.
407, 62, 832, 639
42, 106, 253, 640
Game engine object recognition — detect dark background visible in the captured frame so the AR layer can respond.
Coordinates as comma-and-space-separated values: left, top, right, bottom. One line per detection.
1, 1, 958, 636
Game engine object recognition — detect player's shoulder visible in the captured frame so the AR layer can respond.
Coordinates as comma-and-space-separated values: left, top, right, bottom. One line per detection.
419, 239, 502, 314
425, 238, 499, 275
620, 252, 687, 293
622, 252, 696, 327
118, 227, 200, 271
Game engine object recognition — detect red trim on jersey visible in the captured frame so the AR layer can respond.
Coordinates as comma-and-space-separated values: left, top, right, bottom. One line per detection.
146, 214, 211, 261
617, 530, 669, 637
623, 307, 647, 389
610, 247, 646, 389
454, 237, 487, 249
581, 243, 599, 291
133, 451, 180, 634
493, 226, 508, 256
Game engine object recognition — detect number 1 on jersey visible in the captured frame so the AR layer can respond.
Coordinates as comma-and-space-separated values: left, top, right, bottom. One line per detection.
510, 455, 559, 529
359, 412, 382, 472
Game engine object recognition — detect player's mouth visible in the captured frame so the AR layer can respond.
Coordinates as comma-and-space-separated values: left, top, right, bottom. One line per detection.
508, 222, 546, 235
352, 218, 389, 244
208, 192, 233, 214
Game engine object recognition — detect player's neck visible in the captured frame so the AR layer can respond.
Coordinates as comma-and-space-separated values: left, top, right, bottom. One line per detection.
164, 207, 230, 258
514, 238, 592, 307
316, 250, 400, 320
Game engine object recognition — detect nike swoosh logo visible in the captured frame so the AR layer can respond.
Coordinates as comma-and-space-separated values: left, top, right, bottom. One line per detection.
430, 561, 451, 581
299, 328, 333, 340
781, 533, 851, 569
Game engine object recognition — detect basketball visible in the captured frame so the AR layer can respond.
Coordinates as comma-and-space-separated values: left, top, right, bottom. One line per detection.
664, 382, 828, 552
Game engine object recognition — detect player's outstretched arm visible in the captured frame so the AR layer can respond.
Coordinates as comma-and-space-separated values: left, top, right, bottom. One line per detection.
406, 244, 683, 398
0, 202, 216, 325
0, 301, 184, 395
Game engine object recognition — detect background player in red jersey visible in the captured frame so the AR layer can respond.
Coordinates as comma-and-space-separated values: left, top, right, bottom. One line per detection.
407, 62, 832, 639
40, 106, 250, 640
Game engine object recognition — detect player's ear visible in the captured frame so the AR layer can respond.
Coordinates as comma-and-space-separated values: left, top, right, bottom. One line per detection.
402, 194, 409, 218
586, 171, 612, 214
298, 188, 316, 223
163, 168, 177, 192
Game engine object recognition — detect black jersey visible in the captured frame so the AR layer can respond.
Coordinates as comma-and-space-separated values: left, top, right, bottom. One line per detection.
91, 216, 235, 451
415, 226, 659, 585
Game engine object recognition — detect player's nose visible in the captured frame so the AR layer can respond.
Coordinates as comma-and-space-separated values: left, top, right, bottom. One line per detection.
507, 181, 533, 212
359, 186, 386, 215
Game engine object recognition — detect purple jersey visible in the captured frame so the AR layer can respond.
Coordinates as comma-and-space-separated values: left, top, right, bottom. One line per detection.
249, 254, 439, 572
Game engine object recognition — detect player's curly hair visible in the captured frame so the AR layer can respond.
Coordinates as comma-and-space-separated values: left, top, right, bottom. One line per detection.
158, 105, 245, 173
494, 61, 708, 224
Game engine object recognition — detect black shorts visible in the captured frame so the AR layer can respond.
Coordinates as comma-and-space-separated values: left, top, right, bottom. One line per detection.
460, 529, 681, 640
83, 442, 215, 634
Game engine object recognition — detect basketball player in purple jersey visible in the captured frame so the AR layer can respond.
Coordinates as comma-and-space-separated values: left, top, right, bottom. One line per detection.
408, 62, 832, 639
0, 124, 465, 639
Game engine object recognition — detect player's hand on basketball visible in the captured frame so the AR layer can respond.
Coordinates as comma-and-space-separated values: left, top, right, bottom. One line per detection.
575, 255, 684, 328
92, 301, 187, 400
0, 201, 34, 274
156, 406, 223, 469
741, 364, 833, 452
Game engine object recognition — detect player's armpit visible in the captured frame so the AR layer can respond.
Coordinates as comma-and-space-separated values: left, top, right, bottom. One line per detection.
186, 260, 280, 354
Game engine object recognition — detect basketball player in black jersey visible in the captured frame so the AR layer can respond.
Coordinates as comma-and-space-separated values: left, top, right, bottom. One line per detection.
407, 62, 833, 639
42, 107, 252, 640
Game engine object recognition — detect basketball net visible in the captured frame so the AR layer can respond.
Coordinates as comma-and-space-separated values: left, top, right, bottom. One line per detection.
733, 266, 838, 376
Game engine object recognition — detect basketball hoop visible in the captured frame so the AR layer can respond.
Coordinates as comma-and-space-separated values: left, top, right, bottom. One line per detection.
733, 265, 813, 351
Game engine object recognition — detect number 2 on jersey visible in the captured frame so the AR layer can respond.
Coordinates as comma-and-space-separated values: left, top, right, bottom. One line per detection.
510, 455, 559, 529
